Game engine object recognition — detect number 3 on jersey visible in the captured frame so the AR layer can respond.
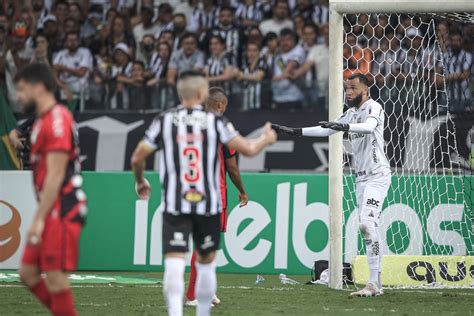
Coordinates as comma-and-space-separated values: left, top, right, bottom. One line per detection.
183, 146, 201, 184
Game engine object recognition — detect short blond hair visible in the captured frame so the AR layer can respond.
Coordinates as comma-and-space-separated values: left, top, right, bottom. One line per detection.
177, 74, 209, 101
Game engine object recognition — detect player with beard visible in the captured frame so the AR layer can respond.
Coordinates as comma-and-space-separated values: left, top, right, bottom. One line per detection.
16, 63, 86, 315
272, 73, 391, 296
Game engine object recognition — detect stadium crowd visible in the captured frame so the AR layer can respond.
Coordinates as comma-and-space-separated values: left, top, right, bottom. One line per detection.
0, 0, 472, 113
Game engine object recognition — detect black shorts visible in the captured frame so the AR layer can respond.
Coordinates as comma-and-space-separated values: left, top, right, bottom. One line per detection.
162, 212, 221, 256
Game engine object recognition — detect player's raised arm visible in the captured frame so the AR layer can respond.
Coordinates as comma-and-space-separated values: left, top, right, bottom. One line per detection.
271, 123, 338, 137
226, 122, 277, 157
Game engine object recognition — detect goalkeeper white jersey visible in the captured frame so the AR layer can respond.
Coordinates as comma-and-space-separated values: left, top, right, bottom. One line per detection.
337, 99, 391, 181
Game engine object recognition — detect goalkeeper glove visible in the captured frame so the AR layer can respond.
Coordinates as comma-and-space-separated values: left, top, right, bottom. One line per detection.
319, 121, 349, 132
271, 124, 302, 137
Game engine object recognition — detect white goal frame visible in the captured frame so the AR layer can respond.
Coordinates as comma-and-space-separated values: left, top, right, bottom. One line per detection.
328, 0, 474, 290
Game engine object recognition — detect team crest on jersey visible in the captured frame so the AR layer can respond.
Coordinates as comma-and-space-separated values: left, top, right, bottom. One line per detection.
183, 189, 205, 204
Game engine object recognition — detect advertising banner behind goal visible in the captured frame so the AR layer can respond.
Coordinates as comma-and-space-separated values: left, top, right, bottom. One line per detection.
1, 171, 472, 281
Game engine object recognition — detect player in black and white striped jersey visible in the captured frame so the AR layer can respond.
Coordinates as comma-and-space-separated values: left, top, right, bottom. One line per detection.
130, 71, 277, 316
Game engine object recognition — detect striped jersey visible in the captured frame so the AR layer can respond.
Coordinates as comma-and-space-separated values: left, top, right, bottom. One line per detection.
143, 105, 239, 215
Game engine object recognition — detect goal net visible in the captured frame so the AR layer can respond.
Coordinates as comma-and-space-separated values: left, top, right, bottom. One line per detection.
341, 12, 473, 288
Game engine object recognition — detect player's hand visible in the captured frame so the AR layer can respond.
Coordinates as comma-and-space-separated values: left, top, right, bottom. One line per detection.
135, 178, 151, 200
263, 122, 277, 144
8, 129, 24, 150
319, 121, 350, 132
271, 124, 302, 137
239, 193, 249, 207
27, 217, 44, 246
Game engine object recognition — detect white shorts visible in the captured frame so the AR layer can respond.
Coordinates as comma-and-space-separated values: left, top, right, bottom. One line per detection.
356, 175, 391, 224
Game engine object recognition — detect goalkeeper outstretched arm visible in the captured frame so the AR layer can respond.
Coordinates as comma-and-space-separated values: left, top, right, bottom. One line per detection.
272, 116, 378, 137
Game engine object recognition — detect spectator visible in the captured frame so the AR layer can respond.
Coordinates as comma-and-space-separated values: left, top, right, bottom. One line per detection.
52, 0, 68, 35
259, 0, 293, 36
133, 5, 159, 62
439, 30, 472, 112
0, 23, 6, 57
108, 14, 135, 58
203, 6, 242, 66
292, 0, 313, 20
110, 42, 133, 109
64, 17, 80, 35
3, 20, 33, 112
308, 23, 330, 107
81, 10, 102, 44
42, 14, 62, 54
343, 33, 372, 80
175, 0, 200, 32
190, 0, 219, 36
261, 31, 278, 78
146, 42, 172, 109
31, 0, 49, 30
272, 28, 304, 109
127, 61, 148, 110
158, 30, 175, 50
205, 35, 237, 97
235, 0, 264, 29
293, 23, 318, 110
246, 25, 263, 46
68, 3, 83, 27
311, 0, 329, 25
172, 13, 188, 50
154, 3, 174, 40
238, 42, 267, 110
53, 31, 93, 106
294, 15, 305, 39
139, 34, 157, 65
166, 32, 205, 86
90, 42, 112, 109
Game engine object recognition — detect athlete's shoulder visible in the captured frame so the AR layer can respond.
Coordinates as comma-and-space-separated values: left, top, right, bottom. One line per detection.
366, 99, 383, 111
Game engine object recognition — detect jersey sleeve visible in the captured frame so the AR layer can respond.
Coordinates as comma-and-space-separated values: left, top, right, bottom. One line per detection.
42, 108, 73, 153
366, 102, 384, 125
143, 115, 162, 151
223, 145, 237, 159
216, 115, 239, 144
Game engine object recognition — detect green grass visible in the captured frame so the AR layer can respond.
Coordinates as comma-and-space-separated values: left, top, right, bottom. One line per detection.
1, 272, 473, 315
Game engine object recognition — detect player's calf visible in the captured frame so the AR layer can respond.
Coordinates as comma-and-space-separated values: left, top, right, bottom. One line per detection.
20, 264, 52, 310
163, 255, 186, 316
46, 270, 77, 316
195, 250, 217, 316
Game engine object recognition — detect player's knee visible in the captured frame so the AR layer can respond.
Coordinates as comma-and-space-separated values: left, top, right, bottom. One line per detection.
45, 271, 69, 293
359, 219, 375, 239
197, 251, 216, 264
19, 266, 40, 287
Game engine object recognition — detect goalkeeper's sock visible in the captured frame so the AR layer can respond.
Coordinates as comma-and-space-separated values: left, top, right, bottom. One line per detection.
361, 219, 381, 288
163, 257, 185, 316
186, 251, 198, 301
196, 261, 217, 316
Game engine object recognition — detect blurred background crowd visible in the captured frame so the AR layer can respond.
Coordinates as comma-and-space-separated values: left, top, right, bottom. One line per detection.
0, 0, 472, 114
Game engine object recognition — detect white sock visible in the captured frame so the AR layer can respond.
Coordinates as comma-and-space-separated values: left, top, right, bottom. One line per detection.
163, 257, 185, 316
361, 220, 381, 288
196, 261, 217, 316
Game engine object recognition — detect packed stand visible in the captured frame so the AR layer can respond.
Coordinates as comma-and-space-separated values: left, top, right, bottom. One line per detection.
0, 0, 471, 114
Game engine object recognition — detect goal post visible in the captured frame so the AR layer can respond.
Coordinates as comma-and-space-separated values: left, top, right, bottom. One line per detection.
328, 0, 474, 290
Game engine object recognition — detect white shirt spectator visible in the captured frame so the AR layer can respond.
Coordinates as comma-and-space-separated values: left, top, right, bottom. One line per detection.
259, 18, 293, 36
307, 43, 329, 85
53, 47, 93, 95
273, 45, 305, 77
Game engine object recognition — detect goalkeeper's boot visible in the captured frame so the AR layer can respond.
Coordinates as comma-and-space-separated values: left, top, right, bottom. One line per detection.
350, 282, 381, 297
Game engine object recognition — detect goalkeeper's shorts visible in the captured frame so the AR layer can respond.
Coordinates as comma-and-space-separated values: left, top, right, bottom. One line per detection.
356, 175, 391, 224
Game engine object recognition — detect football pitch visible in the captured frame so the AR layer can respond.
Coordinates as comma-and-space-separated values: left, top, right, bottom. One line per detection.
1, 272, 473, 316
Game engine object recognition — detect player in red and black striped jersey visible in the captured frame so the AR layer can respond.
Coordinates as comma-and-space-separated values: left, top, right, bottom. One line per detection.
16, 63, 86, 316
185, 87, 249, 307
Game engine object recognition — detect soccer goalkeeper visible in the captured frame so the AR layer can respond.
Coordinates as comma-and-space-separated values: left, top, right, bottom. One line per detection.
272, 73, 391, 296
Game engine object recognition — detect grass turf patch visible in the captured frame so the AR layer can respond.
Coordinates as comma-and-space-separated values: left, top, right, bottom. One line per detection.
0, 272, 473, 315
